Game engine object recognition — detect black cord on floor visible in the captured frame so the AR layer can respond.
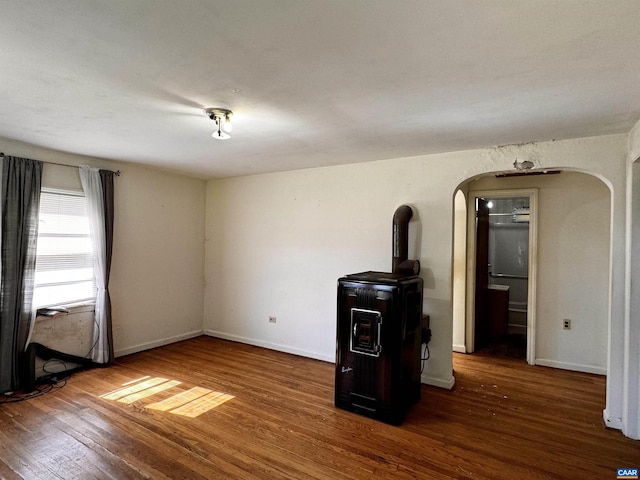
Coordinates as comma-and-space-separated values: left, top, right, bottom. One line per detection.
420, 342, 430, 374
0, 375, 68, 405
0, 356, 75, 405
1, 316, 101, 406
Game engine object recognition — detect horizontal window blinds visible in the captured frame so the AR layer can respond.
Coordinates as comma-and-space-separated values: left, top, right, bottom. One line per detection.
33, 190, 96, 308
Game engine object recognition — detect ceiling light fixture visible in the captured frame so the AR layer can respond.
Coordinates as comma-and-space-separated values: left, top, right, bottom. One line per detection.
205, 108, 233, 140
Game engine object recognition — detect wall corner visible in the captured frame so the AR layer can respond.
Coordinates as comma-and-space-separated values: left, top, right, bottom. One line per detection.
628, 118, 640, 163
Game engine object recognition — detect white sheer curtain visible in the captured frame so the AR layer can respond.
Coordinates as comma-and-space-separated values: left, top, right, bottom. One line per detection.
79, 166, 110, 363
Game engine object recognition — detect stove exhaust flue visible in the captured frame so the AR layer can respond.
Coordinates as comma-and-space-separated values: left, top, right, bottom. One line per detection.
392, 205, 420, 275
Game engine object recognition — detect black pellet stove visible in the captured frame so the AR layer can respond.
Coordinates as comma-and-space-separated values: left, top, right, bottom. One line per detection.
335, 205, 426, 425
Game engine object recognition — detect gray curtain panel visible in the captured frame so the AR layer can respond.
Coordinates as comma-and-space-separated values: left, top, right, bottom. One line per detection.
0, 156, 42, 393
99, 169, 114, 363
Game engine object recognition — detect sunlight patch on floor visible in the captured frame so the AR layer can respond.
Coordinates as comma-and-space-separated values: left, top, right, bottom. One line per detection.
170, 391, 234, 418
146, 386, 212, 412
117, 380, 181, 404
100, 377, 233, 418
101, 377, 170, 401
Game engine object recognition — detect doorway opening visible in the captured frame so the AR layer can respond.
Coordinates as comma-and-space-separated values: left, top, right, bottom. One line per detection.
474, 196, 530, 359
463, 188, 538, 365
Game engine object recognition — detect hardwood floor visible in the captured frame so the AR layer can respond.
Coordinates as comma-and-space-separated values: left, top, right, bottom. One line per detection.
1, 336, 638, 479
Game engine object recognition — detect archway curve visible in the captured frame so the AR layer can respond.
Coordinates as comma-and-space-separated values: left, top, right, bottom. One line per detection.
450, 167, 614, 379
452, 166, 614, 196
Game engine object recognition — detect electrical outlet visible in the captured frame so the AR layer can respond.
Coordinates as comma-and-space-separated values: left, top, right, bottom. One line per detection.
563, 319, 571, 330
269, 316, 277, 324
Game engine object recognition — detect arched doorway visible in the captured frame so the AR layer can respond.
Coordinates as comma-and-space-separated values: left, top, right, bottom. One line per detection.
452, 170, 610, 374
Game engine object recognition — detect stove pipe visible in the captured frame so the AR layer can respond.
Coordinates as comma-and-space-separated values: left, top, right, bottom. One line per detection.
392, 205, 420, 275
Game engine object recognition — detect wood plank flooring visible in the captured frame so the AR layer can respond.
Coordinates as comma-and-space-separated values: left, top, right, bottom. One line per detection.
1, 336, 638, 479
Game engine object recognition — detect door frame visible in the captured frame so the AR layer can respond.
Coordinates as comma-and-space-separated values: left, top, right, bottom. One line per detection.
465, 188, 538, 365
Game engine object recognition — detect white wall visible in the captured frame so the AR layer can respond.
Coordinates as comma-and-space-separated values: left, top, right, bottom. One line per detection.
452, 190, 467, 353
204, 133, 627, 394
624, 118, 640, 439
0, 137, 207, 357
626, 160, 640, 439
468, 172, 610, 374
110, 165, 206, 355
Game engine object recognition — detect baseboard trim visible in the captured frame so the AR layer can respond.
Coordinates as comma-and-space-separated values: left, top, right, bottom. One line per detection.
115, 330, 203, 357
535, 358, 606, 376
203, 329, 334, 363
603, 408, 623, 430
205, 330, 457, 387
116, 329, 455, 389
422, 374, 455, 390
452, 344, 466, 353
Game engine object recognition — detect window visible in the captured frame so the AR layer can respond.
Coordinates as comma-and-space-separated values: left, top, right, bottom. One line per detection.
33, 189, 96, 308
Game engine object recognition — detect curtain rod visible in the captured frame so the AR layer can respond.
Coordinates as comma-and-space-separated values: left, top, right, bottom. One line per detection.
0, 152, 121, 176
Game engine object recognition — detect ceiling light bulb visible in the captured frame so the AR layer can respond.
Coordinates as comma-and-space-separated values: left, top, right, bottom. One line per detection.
205, 107, 233, 140
223, 114, 233, 133
212, 128, 230, 140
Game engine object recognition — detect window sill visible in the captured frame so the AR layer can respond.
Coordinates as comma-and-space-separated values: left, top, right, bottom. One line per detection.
35, 302, 95, 321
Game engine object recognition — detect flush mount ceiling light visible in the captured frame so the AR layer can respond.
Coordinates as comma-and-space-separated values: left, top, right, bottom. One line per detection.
205, 108, 233, 140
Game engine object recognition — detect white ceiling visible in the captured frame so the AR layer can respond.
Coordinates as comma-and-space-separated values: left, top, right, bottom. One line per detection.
1, 1, 639, 179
